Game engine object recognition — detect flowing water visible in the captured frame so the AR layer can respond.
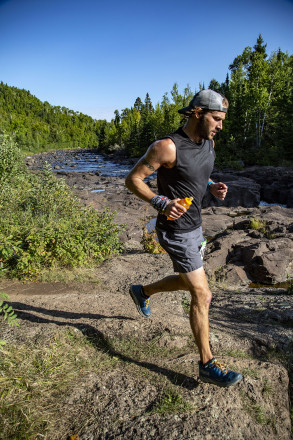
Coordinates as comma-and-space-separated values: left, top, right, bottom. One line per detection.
52, 151, 133, 176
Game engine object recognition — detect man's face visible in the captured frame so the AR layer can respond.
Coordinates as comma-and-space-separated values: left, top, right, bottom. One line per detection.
198, 110, 226, 140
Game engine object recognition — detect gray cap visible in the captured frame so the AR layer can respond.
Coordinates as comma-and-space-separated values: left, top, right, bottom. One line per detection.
178, 89, 228, 115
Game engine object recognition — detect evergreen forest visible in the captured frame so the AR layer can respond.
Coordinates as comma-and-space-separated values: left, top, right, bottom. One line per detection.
0, 35, 292, 168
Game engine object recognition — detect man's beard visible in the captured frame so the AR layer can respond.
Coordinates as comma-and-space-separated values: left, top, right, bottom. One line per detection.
197, 116, 210, 140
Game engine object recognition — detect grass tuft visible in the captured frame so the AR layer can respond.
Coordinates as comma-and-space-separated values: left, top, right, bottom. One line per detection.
241, 368, 261, 379
249, 217, 267, 230
151, 389, 194, 414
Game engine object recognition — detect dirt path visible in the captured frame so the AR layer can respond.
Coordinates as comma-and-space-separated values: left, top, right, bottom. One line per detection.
1, 247, 292, 439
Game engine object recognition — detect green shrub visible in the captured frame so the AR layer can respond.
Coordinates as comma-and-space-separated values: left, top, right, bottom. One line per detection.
141, 228, 166, 254
0, 132, 25, 179
0, 138, 123, 279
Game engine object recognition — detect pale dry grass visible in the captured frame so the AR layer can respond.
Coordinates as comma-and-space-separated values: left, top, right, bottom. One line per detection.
0, 327, 118, 440
38, 267, 101, 283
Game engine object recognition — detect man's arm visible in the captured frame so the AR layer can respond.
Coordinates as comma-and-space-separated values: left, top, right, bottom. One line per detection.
125, 138, 173, 202
125, 139, 187, 219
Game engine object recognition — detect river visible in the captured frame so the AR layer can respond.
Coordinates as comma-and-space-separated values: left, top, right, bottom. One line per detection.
51, 151, 133, 177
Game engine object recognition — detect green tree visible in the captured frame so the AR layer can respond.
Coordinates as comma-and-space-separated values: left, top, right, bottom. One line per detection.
223, 35, 293, 165
134, 97, 143, 113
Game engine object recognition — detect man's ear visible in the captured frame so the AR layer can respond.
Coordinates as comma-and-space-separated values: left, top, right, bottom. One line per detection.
193, 107, 203, 119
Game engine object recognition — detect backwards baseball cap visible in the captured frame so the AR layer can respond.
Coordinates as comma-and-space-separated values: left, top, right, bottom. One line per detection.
178, 89, 228, 115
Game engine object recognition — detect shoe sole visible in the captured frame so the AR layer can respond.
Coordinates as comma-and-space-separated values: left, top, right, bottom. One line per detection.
200, 374, 242, 387
129, 286, 150, 318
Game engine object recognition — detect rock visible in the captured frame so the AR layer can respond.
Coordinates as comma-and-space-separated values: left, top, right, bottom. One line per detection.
287, 189, 293, 208
238, 166, 293, 206
262, 181, 288, 205
201, 212, 234, 237
25, 156, 34, 166
239, 238, 293, 284
205, 209, 293, 286
223, 264, 251, 285
202, 166, 293, 208
204, 230, 250, 284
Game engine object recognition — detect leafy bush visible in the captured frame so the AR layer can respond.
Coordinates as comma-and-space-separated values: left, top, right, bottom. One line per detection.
0, 136, 123, 279
141, 228, 166, 254
0, 132, 25, 178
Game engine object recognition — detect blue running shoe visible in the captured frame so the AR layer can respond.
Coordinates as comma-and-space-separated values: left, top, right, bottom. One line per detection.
199, 358, 242, 387
129, 285, 151, 318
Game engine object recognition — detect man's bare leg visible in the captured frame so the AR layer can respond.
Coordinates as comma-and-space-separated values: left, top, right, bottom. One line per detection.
142, 268, 213, 364
143, 275, 187, 296
131, 267, 242, 386
179, 267, 213, 364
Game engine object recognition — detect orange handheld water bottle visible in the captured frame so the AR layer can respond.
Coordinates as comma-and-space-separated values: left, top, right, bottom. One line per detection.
167, 197, 193, 220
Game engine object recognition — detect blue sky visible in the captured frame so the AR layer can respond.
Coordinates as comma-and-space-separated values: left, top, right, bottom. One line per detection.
0, 0, 292, 121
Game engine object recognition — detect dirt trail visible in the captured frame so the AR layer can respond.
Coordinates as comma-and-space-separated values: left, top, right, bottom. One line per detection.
1, 247, 292, 439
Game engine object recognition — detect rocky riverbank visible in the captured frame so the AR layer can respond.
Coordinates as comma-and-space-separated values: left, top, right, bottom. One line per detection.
26, 150, 293, 288
26, 149, 293, 208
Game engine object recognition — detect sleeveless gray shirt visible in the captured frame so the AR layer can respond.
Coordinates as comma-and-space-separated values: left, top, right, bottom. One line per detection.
156, 127, 215, 232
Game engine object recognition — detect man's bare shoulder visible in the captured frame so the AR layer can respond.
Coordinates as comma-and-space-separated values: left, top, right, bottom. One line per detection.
148, 138, 176, 164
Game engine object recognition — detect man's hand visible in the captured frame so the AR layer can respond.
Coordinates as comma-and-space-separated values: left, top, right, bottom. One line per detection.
164, 199, 187, 220
209, 182, 228, 200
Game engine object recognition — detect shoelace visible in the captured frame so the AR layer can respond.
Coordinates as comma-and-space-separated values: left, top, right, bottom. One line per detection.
144, 298, 150, 308
211, 359, 228, 375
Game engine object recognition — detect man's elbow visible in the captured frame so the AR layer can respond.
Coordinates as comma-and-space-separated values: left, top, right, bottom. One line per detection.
125, 173, 134, 191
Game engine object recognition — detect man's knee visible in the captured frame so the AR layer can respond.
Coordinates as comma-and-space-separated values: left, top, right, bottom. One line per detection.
190, 286, 212, 308
180, 267, 211, 307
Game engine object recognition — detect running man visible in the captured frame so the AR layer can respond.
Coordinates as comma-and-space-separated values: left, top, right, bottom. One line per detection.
125, 89, 242, 387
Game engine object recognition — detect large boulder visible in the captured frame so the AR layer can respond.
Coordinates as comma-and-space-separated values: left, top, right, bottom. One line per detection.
235, 238, 293, 284
202, 174, 261, 208
204, 206, 293, 286
202, 166, 293, 208
237, 166, 293, 207
286, 189, 293, 208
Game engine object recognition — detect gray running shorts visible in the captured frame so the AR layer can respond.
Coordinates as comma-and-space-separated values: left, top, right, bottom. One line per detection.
156, 226, 207, 274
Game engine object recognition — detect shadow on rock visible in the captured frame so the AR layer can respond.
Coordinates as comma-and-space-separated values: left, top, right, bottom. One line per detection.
9, 301, 132, 321
9, 302, 199, 391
